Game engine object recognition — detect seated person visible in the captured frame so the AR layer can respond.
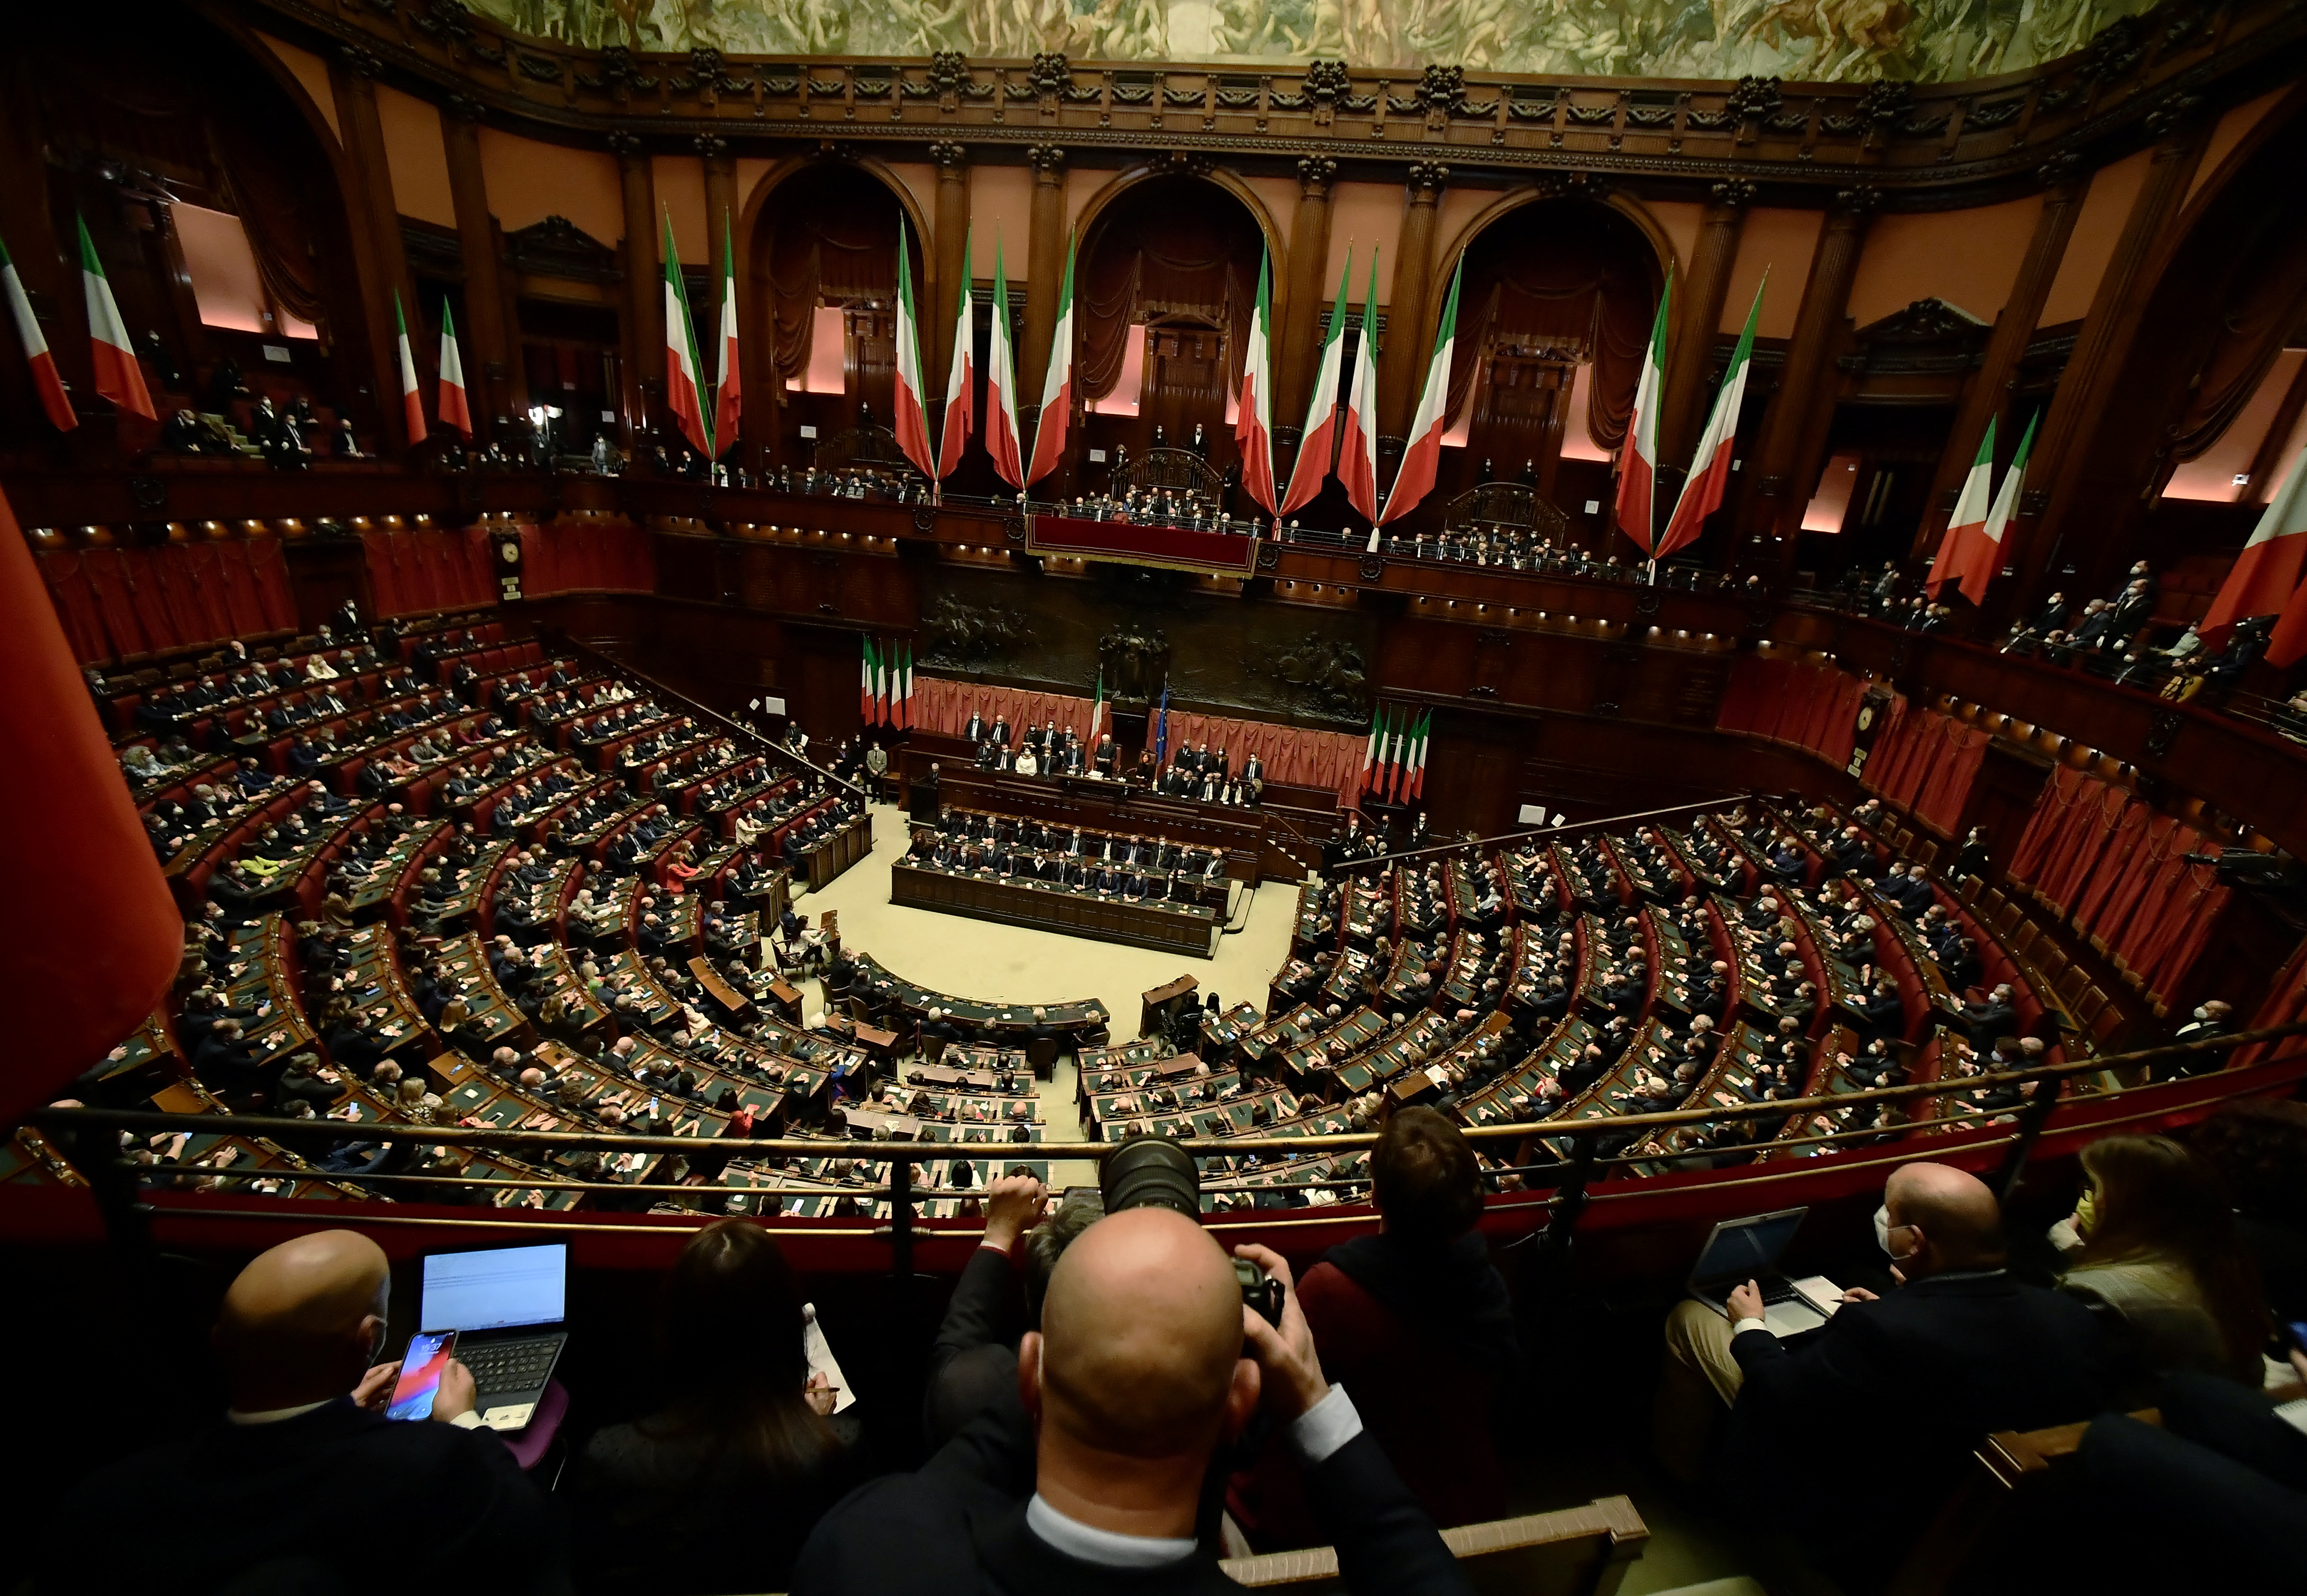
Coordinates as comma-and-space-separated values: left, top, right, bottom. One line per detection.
791, 1208, 1472, 1596
47, 1230, 560, 1595
1654, 1162, 2110, 1575
2052, 1134, 2269, 1403
571, 1221, 863, 1594
1229, 1109, 1514, 1546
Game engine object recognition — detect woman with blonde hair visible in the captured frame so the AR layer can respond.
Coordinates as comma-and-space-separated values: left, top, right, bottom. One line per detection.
2055, 1133, 2270, 1401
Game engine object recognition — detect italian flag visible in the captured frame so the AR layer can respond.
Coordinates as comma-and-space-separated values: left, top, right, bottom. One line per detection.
1655, 277, 1766, 561
660, 211, 712, 460
984, 243, 1025, 489
1235, 248, 1277, 515
1615, 267, 1671, 554
2, 232, 75, 431
1927, 416, 1996, 597
77, 216, 154, 421
1959, 413, 2034, 605
1379, 258, 1461, 525
391, 290, 427, 445
1403, 709, 1432, 800
1359, 702, 1384, 791
892, 221, 936, 479
935, 232, 974, 480
895, 643, 914, 729
1338, 248, 1380, 523
2201, 431, 2307, 647
1087, 669, 1106, 747
437, 299, 472, 438
1025, 230, 1076, 486
860, 636, 880, 725
1281, 250, 1353, 515
711, 219, 741, 457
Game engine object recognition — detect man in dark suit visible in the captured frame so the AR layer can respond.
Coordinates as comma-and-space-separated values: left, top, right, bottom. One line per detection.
1656, 1162, 2109, 1572
793, 1207, 1471, 1596
48, 1230, 560, 1596
1960, 983, 2016, 1047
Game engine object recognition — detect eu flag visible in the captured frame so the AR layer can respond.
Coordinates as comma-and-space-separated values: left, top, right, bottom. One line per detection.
1155, 686, 1170, 768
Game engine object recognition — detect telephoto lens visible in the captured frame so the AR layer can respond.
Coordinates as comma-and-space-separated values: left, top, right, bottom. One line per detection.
1100, 1136, 1202, 1216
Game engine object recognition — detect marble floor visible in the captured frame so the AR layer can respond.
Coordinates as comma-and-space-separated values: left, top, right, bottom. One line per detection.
783, 802, 1305, 1188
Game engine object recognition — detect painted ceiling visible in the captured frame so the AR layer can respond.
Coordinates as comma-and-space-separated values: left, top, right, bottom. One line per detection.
469, 0, 2161, 85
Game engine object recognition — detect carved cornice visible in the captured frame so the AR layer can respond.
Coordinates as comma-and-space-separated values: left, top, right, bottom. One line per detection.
232, 0, 2307, 204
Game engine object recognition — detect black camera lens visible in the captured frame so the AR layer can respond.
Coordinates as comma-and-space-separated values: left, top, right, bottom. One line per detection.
1101, 1136, 1200, 1216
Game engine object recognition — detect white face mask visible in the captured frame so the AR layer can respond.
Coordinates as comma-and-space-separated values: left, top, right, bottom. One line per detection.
1874, 1204, 1914, 1262
2194, 1007, 2209, 1021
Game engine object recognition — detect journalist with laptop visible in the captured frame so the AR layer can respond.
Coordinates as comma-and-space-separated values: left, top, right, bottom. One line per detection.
420, 1242, 570, 1432
1653, 1162, 2111, 1576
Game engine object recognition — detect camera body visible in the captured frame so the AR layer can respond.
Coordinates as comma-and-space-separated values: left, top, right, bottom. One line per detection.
1105, 1138, 1283, 1326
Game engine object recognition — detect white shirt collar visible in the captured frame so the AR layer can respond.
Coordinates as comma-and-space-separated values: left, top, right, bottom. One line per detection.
1024, 1496, 1196, 1568
225, 1399, 331, 1426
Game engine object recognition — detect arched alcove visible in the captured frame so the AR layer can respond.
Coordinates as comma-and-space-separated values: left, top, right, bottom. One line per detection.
1067, 172, 1269, 499
741, 159, 929, 469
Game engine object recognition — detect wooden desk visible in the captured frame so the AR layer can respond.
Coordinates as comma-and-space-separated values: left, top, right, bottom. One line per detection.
687, 958, 755, 1020
899, 759, 1265, 884
1142, 974, 1199, 1038
893, 861, 1220, 959
805, 813, 873, 891
851, 953, 1110, 1045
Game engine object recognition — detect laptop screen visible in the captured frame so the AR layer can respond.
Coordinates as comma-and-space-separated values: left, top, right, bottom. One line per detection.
1690, 1209, 1807, 1290
421, 1243, 567, 1332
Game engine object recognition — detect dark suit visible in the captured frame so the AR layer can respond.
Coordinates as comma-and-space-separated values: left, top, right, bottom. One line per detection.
48, 1397, 562, 1596
794, 1390, 1471, 1596
1720, 1270, 2109, 1562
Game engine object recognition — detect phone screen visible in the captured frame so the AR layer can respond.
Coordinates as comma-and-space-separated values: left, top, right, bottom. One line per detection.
386, 1330, 457, 1421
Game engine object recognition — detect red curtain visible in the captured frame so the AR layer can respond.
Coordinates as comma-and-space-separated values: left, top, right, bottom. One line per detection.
363, 528, 500, 618
2126, 850, 2230, 1001
33, 548, 109, 664
1910, 717, 1988, 834
913, 677, 1097, 741
0, 489, 182, 1115
1715, 654, 1767, 734
1144, 709, 1365, 808
516, 521, 654, 599
2235, 936, 2307, 1071
2073, 812, 2174, 946
2034, 781, 2135, 917
2009, 764, 2091, 886
43, 537, 300, 662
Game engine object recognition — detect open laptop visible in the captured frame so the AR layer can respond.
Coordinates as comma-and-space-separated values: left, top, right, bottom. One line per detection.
1684, 1207, 1842, 1338
420, 1242, 568, 1432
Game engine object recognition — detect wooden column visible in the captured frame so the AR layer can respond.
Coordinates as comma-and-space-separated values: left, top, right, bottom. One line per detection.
1911, 166, 2089, 559
611, 134, 660, 451
1274, 156, 1337, 448
439, 100, 513, 441
329, 46, 420, 453
928, 142, 971, 389
1660, 180, 1753, 467
2004, 117, 2214, 618
1021, 144, 1068, 427
1377, 162, 1447, 464
1741, 188, 1876, 572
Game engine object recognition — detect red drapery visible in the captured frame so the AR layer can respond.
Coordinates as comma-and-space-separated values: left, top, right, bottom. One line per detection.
0, 489, 183, 1113
2009, 764, 2091, 887
360, 528, 499, 618
1908, 716, 1989, 835
2070, 808, 2165, 941
38, 537, 298, 664
515, 521, 655, 599
2235, 936, 2307, 1070
913, 678, 1099, 743
1715, 655, 1866, 771
2033, 779, 2136, 917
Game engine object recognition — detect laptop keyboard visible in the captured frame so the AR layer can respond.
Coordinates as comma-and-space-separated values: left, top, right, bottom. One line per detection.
460, 1334, 564, 1396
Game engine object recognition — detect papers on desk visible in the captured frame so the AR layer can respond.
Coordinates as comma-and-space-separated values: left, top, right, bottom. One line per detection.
802, 1303, 857, 1414
1790, 1276, 1845, 1317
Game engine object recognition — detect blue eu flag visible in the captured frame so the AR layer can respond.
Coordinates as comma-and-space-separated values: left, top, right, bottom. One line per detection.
1154, 687, 1169, 768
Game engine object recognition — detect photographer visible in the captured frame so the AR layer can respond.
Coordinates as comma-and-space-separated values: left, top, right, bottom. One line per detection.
794, 1164, 1471, 1595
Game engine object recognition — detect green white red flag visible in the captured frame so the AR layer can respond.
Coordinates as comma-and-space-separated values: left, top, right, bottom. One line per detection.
1927, 416, 1997, 597
391, 290, 427, 446
1958, 411, 2034, 607
2204, 431, 2307, 648
711, 218, 741, 457
1615, 267, 1671, 554
437, 299, 472, 439
985, 243, 1025, 489
78, 215, 154, 422
2, 232, 75, 431
1235, 248, 1277, 515
936, 232, 975, 481
1379, 258, 1462, 525
1338, 248, 1380, 522
1281, 250, 1353, 515
892, 221, 936, 479
1025, 231, 1076, 486
1655, 276, 1765, 561
660, 211, 712, 460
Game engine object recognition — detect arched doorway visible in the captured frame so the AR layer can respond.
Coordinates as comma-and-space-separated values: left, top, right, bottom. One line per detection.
745, 161, 925, 473
1425, 198, 1665, 547
1068, 174, 1268, 504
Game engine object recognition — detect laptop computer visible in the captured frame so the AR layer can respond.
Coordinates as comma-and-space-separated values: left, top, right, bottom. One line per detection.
420, 1242, 568, 1432
1684, 1207, 1842, 1338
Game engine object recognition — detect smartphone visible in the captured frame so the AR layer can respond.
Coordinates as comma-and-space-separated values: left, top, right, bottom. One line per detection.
385, 1329, 458, 1421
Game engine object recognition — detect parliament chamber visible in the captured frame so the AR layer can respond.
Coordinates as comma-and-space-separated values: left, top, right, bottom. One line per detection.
6, 1, 2307, 1592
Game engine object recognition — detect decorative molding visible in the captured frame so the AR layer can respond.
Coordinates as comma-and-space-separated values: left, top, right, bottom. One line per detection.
929, 139, 967, 170
1025, 143, 1066, 173
1405, 161, 1449, 197
1708, 177, 1757, 207
1296, 155, 1337, 194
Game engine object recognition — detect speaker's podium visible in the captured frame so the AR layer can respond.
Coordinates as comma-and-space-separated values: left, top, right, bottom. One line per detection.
1140, 974, 1199, 1041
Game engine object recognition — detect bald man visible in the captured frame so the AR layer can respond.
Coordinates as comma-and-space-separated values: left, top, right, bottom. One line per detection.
50, 1231, 561, 1596
793, 1207, 1470, 1596
1654, 1163, 2109, 1573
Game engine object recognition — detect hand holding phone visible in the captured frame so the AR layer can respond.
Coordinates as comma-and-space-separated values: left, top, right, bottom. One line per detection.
385, 1330, 458, 1421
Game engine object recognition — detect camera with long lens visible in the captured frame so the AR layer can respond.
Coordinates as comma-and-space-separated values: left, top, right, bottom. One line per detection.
1102, 1138, 1283, 1326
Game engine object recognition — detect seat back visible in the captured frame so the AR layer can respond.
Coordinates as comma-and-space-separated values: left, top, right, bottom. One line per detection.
1220, 1497, 1648, 1595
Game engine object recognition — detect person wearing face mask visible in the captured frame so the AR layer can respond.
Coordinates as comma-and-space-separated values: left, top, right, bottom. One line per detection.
2162, 999, 2235, 1078
1653, 1162, 2111, 1579
47, 1230, 563, 1595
